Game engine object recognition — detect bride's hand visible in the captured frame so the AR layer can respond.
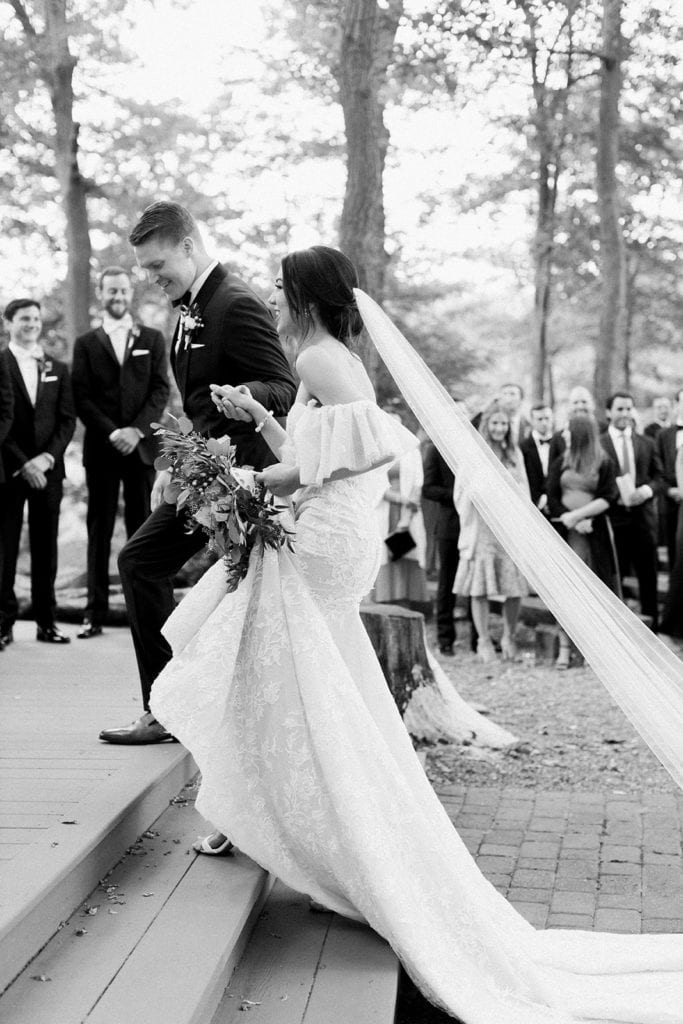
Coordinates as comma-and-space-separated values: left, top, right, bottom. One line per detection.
210, 384, 257, 423
256, 464, 301, 497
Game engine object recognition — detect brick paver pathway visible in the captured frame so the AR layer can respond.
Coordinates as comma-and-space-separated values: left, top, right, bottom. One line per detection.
437, 785, 683, 933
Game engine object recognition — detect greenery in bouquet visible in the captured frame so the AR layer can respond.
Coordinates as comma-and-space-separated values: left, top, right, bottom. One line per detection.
152, 415, 292, 591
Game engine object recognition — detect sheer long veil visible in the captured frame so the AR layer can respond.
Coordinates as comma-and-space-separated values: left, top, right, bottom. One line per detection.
355, 288, 683, 792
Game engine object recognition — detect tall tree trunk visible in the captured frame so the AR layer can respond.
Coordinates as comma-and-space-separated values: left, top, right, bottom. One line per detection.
337, 0, 402, 378
594, 0, 626, 408
532, 136, 555, 403
43, 0, 92, 351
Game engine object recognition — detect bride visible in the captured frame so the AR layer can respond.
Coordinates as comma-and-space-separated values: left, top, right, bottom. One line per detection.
150, 246, 683, 1023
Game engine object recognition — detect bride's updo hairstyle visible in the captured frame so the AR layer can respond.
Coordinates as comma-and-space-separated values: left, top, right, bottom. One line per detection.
281, 245, 364, 349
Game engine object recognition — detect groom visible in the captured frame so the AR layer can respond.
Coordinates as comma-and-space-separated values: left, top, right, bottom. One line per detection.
99, 201, 297, 744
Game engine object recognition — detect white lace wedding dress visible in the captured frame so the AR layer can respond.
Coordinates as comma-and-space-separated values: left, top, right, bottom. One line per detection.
151, 400, 683, 1024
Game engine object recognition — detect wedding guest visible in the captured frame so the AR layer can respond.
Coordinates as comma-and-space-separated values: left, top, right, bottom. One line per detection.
547, 414, 620, 668
520, 402, 554, 513
99, 201, 297, 744
370, 408, 427, 607
422, 440, 459, 654
419, 428, 439, 580
453, 400, 529, 662
548, 385, 596, 462
71, 267, 170, 639
644, 395, 672, 440
660, 442, 683, 638
498, 382, 530, 446
601, 391, 661, 631
0, 350, 14, 652
655, 388, 683, 572
0, 299, 76, 647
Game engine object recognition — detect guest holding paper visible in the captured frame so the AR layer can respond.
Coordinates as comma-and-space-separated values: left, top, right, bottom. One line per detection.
600, 391, 662, 631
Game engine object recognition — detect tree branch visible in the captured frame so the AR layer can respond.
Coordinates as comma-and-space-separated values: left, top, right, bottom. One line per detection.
9, 0, 37, 36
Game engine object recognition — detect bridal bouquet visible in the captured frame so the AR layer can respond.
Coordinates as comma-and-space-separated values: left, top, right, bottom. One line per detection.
153, 415, 291, 591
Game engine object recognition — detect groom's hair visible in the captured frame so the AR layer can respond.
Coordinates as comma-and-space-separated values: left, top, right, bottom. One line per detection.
129, 202, 200, 248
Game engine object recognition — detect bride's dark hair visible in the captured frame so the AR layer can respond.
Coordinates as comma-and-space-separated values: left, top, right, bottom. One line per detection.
281, 245, 364, 349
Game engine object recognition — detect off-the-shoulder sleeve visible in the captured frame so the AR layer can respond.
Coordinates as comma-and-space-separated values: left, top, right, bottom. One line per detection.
293, 400, 419, 486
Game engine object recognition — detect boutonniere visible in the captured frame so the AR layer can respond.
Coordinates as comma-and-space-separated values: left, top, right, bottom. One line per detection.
39, 358, 53, 381
125, 324, 141, 353
179, 303, 205, 351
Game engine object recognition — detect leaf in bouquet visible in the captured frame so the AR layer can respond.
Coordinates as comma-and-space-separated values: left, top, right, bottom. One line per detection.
212, 511, 229, 522
193, 508, 213, 528
177, 416, 194, 435
176, 488, 191, 507
228, 519, 245, 545
206, 436, 233, 456
154, 455, 173, 471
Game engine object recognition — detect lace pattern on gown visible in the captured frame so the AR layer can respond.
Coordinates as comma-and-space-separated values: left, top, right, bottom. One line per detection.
151, 401, 683, 1024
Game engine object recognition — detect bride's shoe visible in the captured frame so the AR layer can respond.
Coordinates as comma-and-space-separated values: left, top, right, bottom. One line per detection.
192, 832, 234, 856
476, 638, 496, 663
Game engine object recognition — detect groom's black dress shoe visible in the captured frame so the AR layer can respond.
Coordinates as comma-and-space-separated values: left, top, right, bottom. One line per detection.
99, 711, 177, 745
77, 621, 103, 639
36, 625, 71, 644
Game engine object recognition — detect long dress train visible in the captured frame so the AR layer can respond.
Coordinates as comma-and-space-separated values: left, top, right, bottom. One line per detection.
151, 400, 683, 1024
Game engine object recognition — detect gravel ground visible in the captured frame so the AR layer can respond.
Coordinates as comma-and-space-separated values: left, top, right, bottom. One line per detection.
420, 618, 679, 794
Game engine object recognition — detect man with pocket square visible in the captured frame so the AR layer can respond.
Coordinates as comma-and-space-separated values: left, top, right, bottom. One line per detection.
0, 299, 76, 646
71, 267, 170, 639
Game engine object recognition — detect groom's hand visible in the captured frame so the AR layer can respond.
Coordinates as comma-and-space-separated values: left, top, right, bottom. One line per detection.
210, 383, 255, 423
151, 469, 172, 510
256, 464, 301, 497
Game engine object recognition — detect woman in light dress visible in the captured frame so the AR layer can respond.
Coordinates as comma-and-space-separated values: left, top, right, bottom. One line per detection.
150, 247, 683, 1024
453, 400, 529, 662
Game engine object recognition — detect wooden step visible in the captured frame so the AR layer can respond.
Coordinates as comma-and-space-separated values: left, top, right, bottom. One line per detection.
0, 799, 271, 1024
0, 750, 197, 996
212, 881, 399, 1024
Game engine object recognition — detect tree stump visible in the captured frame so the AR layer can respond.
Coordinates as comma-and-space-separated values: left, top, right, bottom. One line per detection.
360, 603, 517, 749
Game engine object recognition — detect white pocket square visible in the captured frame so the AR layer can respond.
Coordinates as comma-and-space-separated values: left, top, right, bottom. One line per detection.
131, 349, 150, 356
42, 375, 58, 382
190, 343, 206, 349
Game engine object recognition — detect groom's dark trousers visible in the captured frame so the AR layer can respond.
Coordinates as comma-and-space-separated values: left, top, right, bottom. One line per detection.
118, 264, 297, 709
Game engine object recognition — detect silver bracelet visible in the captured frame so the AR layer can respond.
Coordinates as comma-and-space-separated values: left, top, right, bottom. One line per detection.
254, 410, 274, 433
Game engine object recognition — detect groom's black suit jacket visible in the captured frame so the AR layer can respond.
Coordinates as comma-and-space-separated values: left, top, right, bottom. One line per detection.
171, 263, 296, 467
72, 324, 170, 468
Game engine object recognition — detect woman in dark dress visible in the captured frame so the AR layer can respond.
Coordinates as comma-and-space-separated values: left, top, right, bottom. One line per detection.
547, 414, 621, 668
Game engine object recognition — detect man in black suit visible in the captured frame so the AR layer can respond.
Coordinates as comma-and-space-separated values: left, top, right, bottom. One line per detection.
644, 396, 672, 440
0, 299, 76, 647
520, 403, 554, 514
71, 267, 170, 638
100, 201, 297, 744
547, 385, 596, 463
601, 391, 662, 630
654, 389, 683, 571
0, 350, 14, 651
422, 441, 460, 654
